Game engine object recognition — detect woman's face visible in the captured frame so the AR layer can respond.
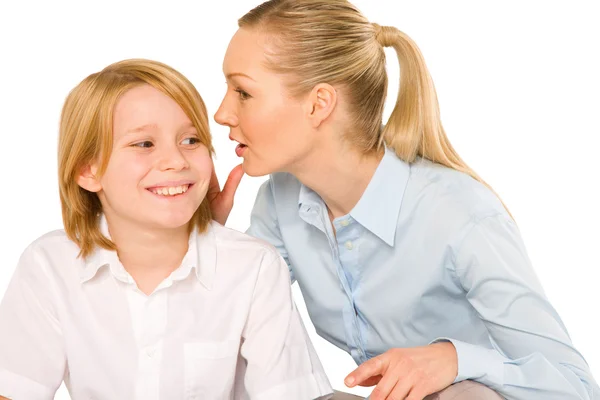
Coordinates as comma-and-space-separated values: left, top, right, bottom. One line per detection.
214, 28, 318, 177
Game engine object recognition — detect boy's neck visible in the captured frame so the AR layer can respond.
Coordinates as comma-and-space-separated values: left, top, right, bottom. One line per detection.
104, 215, 190, 294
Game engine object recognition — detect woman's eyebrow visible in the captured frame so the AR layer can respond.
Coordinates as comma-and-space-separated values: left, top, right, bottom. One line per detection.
226, 72, 257, 82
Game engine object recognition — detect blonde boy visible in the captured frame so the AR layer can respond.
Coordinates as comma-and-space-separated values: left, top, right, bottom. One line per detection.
0, 59, 332, 400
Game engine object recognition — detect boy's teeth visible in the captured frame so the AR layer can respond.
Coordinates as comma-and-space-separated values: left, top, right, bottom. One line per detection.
151, 184, 190, 196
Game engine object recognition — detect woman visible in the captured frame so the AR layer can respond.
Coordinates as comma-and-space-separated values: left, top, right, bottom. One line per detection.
209, 0, 598, 399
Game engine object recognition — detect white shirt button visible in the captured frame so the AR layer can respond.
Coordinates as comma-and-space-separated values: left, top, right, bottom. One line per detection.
341, 220, 350, 227
345, 241, 353, 250
145, 346, 156, 358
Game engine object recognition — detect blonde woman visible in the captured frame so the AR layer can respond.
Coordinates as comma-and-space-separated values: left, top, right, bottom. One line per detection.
209, 0, 599, 399
0, 59, 333, 400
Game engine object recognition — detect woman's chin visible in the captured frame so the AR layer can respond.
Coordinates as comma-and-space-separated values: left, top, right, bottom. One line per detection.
241, 159, 274, 178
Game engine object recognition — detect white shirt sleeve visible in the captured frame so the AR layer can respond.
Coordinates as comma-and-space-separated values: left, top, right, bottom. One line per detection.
0, 244, 66, 400
240, 253, 333, 400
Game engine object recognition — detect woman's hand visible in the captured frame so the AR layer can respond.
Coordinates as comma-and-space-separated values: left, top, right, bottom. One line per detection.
207, 163, 244, 225
344, 342, 458, 400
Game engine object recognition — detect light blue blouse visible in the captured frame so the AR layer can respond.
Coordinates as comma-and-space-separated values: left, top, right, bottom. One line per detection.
247, 147, 598, 399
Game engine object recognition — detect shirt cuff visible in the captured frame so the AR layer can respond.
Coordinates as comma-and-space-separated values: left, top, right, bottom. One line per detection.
429, 337, 505, 387
0, 368, 54, 400
254, 372, 333, 400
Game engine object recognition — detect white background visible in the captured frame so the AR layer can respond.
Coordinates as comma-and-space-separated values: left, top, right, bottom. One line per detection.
0, 1, 598, 398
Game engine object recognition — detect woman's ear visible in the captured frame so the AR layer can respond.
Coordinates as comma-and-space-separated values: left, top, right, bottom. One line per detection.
305, 83, 337, 128
76, 163, 102, 193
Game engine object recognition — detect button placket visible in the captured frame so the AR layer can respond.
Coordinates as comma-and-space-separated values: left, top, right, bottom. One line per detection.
145, 346, 157, 358
337, 225, 368, 363
133, 291, 167, 400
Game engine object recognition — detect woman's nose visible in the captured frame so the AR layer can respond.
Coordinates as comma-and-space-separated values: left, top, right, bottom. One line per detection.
214, 95, 237, 127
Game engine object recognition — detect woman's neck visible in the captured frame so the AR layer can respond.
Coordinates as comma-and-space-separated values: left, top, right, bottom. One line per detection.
291, 142, 384, 220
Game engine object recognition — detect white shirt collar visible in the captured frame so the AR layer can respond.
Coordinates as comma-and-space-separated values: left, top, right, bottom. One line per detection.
80, 215, 216, 290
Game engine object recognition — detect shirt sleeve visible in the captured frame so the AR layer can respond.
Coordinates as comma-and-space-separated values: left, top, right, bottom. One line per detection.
246, 177, 295, 283
240, 252, 333, 400
432, 213, 599, 399
0, 244, 66, 400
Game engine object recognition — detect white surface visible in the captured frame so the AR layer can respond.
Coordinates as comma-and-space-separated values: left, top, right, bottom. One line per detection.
0, 1, 598, 398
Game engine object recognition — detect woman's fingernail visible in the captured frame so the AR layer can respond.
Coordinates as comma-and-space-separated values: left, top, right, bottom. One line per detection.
345, 376, 355, 386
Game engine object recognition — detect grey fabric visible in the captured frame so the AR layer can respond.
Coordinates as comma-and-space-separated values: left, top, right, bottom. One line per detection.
332, 381, 503, 400
331, 390, 365, 399
425, 381, 504, 400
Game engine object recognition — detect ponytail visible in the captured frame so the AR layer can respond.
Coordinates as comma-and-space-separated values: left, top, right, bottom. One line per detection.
374, 24, 512, 218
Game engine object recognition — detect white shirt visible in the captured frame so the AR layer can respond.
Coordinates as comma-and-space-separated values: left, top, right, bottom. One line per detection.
0, 219, 333, 400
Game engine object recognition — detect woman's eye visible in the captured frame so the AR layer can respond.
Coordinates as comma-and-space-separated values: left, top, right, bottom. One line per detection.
234, 89, 251, 101
181, 137, 200, 145
133, 141, 153, 148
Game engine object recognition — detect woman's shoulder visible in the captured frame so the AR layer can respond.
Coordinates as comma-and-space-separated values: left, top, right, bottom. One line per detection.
407, 158, 509, 221
395, 159, 513, 250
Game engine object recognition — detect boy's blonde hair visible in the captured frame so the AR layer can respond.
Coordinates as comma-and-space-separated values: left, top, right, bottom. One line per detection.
240, 0, 511, 216
58, 59, 214, 258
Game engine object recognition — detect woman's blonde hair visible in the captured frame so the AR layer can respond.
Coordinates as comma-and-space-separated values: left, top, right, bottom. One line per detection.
239, 0, 510, 215
58, 59, 214, 258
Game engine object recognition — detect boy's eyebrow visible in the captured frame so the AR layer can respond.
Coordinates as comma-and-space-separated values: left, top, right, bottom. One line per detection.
125, 123, 158, 135
181, 122, 196, 129
123, 122, 197, 137
226, 72, 256, 82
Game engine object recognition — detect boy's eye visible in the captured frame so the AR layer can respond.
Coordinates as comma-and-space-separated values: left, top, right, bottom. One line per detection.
133, 141, 153, 148
234, 88, 251, 101
181, 137, 200, 145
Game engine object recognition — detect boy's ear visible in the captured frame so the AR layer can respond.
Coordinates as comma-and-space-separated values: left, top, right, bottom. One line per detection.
76, 163, 102, 193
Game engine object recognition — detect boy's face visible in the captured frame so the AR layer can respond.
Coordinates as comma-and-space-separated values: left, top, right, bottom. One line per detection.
81, 84, 212, 232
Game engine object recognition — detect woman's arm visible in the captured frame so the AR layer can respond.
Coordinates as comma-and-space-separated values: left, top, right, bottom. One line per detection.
246, 177, 295, 282
441, 213, 599, 399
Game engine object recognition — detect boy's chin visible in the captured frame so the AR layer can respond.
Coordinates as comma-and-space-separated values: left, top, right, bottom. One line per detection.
144, 213, 195, 231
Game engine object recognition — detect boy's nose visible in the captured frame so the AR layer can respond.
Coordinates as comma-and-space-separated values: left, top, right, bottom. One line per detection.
157, 147, 188, 171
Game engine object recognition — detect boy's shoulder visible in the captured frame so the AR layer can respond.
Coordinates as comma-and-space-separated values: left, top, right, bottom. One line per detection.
26, 229, 79, 255
14, 229, 82, 283
209, 221, 279, 254
201, 222, 291, 291
204, 221, 282, 267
